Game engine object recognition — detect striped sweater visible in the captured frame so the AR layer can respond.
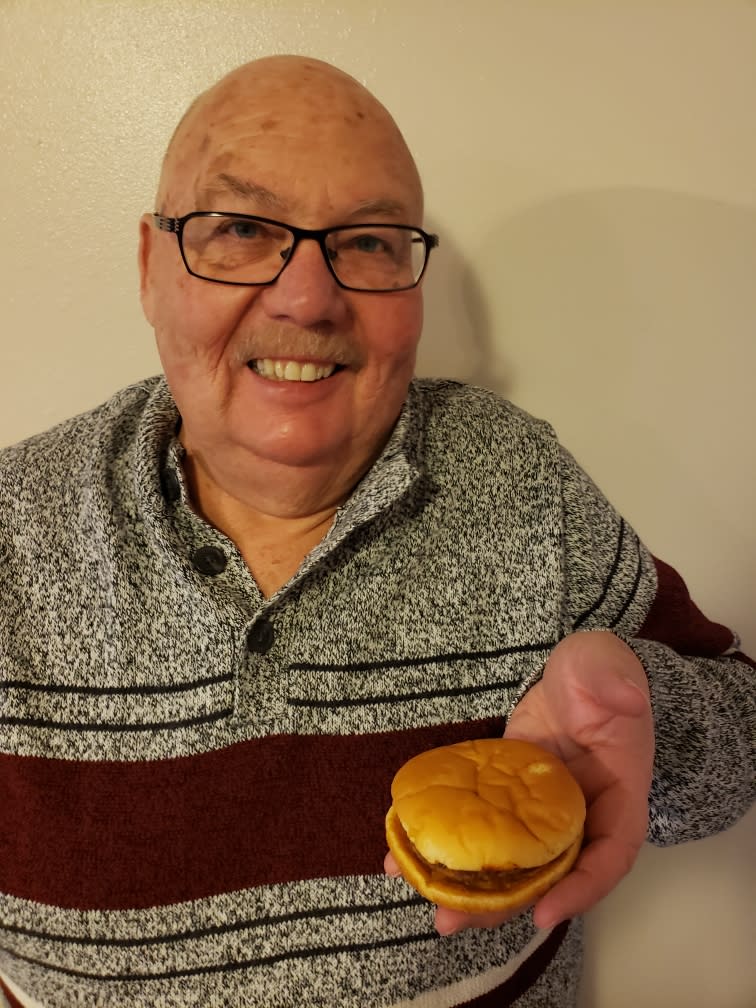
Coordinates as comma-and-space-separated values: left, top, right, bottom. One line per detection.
0, 377, 753, 1007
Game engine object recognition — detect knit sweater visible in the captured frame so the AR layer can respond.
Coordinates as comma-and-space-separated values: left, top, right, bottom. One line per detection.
0, 377, 753, 1007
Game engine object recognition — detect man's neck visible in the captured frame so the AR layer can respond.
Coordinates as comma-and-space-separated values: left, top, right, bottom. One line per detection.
180, 448, 352, 598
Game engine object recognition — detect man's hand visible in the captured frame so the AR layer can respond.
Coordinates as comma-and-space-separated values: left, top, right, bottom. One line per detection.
385, 631, 654, 935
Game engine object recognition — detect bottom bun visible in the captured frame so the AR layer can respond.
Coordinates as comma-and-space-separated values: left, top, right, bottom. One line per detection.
386, 806, 582, 914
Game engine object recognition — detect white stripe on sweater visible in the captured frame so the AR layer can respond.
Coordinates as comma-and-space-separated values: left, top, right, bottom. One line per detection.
0, 968, 46, 1008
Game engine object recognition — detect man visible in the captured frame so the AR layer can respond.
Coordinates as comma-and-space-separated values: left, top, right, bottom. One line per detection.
0, 55, 752, 1007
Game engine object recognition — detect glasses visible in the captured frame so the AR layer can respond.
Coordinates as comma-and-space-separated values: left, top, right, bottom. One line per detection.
153, 212, 439, 292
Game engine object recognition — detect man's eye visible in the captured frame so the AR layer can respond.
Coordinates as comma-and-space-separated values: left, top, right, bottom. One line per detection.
226, 220, 260, 240
352, 233, 386, 254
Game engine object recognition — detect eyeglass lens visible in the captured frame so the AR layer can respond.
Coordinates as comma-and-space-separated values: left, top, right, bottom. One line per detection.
180, 215, 427, 290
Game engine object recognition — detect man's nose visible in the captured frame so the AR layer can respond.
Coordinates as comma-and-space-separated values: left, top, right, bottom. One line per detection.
260, 237, 349, 329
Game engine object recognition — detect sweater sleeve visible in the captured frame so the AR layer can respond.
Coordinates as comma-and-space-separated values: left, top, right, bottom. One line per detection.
557, 445, 755, 847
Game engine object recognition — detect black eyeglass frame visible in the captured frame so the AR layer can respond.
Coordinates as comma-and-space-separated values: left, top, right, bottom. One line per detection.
153, 212, 439, 292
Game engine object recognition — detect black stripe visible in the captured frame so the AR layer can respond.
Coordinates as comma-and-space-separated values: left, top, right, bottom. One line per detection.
0, 896, 424, 949
1, 672, 233, 697
610, 534, 644, 629
573, 518, 626, 629
290, 640, 555, 674
0, 708, 232, 732
0, 929, 439, 983
288, 678, 523, 709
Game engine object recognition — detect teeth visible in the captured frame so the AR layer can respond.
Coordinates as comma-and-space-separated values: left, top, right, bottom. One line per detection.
253, 358, 336, 382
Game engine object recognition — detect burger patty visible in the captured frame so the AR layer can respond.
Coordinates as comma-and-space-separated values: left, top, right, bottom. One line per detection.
412, 841, 558, 892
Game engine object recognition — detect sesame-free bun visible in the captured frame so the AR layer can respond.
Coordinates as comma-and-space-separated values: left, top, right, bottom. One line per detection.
385, 738, 586, 913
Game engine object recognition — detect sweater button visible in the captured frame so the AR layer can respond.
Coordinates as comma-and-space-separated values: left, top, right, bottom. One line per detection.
247, 619, 274, 654
191, 546, 227, 576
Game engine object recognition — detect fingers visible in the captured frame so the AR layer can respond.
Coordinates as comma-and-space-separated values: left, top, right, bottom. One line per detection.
529, 766, 648, 929
532, 778, 647, 928
385, 835, 639, 936
384, 851, 401, 877
532, 832, 643, 928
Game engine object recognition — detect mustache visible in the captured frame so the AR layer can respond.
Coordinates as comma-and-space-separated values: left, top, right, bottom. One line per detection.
231, 323, 362, 368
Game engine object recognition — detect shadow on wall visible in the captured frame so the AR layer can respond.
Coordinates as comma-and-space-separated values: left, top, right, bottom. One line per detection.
415, 221, 506, 395
417, 187, 756, 636
418, 186, 756, 426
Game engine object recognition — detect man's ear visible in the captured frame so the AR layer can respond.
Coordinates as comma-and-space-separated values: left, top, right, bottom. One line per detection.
138, 213, 156, 326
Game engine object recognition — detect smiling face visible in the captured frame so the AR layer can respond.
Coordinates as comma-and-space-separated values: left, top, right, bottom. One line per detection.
139, 57, 426, 515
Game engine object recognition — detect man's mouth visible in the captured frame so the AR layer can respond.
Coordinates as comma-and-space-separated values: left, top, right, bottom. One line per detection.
248, 358, 340, 382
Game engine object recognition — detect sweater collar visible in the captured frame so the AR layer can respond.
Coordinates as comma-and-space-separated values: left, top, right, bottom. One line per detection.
132, 375, 427, 562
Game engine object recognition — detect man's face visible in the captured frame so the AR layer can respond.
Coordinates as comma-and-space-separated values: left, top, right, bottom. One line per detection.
140, 64, 425, 502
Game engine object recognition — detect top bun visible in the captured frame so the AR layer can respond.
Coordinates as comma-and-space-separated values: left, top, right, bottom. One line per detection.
390, 738, 585, 872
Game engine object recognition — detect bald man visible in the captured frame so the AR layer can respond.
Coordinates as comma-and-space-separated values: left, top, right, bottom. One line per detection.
140, 56, 427, 595
0, 56, 753, 1008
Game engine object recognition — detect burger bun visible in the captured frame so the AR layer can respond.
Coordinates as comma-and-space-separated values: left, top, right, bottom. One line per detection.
385, 738, 586, 914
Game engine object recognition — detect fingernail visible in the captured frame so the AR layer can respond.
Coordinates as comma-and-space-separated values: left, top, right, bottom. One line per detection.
436, 923, 459, 936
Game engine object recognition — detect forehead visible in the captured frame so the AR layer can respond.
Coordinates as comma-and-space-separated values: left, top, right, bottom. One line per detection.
164, 67, 422, 221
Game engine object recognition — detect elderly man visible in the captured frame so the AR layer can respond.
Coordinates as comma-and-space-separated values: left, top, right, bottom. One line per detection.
0, 55, 753, 1008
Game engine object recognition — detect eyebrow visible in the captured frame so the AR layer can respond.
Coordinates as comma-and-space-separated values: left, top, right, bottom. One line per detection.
198, 175, 410, 223
343, 199, 410, 221
198, 174, 286, 212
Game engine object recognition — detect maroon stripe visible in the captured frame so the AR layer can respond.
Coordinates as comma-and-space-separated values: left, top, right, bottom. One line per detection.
0, 718, 502, 910
730, 650, 756, 670
458, 920, 570, 1006
638, 556, 735, 656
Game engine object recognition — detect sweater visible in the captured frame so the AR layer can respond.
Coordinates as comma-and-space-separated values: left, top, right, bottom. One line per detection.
0, 376, 753, 1007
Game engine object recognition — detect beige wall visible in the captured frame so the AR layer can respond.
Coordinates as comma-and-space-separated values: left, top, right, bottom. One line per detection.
1, 1, 754, 1004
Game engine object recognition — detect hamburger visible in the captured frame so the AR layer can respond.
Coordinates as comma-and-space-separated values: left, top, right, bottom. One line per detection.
385, 738, 586, 913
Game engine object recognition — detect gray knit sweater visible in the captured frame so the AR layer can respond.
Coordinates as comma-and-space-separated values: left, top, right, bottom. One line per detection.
0, 376, 753, 1007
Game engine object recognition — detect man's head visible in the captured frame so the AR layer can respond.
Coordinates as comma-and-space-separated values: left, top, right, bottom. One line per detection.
139, 56, 430, 515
